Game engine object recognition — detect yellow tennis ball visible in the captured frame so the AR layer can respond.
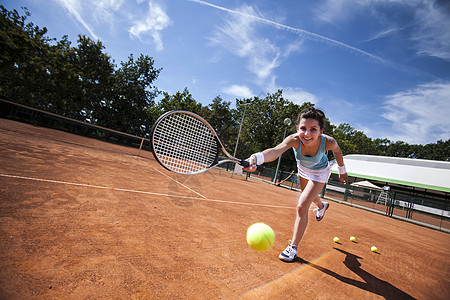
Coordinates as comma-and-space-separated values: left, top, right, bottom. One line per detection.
333, 237, 340, 243
371, 246, 378, 253
350, 236, 356, 242
246, 223, 275, 251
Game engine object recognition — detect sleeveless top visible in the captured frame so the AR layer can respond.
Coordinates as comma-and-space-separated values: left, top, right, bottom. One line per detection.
293, 134, 329, 170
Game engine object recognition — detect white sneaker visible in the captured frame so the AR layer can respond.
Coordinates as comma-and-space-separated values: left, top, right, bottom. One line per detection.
279, 243, 298, 262
315, 201, 329, 221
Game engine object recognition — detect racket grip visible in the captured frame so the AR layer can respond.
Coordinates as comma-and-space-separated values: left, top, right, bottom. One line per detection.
240, 161, 264, 172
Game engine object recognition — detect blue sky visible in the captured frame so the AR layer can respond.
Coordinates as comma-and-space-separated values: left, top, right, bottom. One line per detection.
4, 0, 450, 145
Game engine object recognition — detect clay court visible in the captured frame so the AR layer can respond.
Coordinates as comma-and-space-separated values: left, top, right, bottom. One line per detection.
0, 118, 449, 299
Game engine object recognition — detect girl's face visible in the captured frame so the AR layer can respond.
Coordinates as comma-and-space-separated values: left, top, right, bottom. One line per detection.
297, 118, 323, 145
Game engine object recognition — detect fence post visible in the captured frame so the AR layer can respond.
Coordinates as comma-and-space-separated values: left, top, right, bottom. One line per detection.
407, 196, 415, 219
137, 138, 145, 156
344, 185, 349, 201
386, 191, 394, 217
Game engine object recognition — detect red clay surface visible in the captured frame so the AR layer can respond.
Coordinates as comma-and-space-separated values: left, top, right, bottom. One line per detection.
0, 118, 449, 299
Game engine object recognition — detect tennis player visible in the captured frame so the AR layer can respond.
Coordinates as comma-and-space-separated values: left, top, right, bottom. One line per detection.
244, 107, 348, 262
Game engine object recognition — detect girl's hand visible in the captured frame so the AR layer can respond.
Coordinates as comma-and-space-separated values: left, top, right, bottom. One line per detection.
242, 155, 257, 172
339, 173, 348, 185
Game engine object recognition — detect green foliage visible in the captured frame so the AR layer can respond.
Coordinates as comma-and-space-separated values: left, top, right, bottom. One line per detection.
0, 5, 161, 137
156, 87, 203, 114
104, 54, 161, 136
228, 90, 301, 169
417, 139, 450, 161
330, 123, 378, 158
1, 5, 53, 107
203, 96, 234, 146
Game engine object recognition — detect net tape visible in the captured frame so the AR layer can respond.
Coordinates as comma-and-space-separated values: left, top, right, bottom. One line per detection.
153, 112, 218, 173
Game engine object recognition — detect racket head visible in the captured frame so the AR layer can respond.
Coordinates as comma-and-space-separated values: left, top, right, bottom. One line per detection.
151, 110, 222, 174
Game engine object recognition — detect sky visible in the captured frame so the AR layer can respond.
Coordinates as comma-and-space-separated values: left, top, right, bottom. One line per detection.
3, 0, 450, 145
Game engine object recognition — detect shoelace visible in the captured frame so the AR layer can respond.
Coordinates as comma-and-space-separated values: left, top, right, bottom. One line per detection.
284, 242, 296, 254
314, 204, 326, 213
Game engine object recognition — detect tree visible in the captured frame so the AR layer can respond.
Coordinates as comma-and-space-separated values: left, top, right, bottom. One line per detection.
373, 138, 391, 156
101, 54, 161, 136
203, 96, 233, 147
384, 140, 414, 158
231, 90, 303, 170
330, 123, 379, 157
407, 139, 449, 161
0, 5, 54, 107
71, 35, 115, 121
1, 6, 161, 136
156, 88, 203, 114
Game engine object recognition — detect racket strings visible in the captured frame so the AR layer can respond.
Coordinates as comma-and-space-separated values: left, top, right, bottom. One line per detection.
153, 113, 218, 173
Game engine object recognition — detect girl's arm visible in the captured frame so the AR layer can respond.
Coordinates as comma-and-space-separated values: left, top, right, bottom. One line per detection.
243, 134, 298, 172
325, 135, 348, 184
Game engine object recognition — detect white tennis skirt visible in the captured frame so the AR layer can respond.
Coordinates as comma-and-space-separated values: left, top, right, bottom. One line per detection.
297, 162, 331, 183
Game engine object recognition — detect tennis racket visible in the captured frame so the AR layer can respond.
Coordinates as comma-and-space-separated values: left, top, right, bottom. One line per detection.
151, 110, 264, 175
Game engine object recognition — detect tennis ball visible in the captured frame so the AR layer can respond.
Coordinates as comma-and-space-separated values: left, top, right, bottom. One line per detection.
333, 237, 340, 243
246, 223, 275, 251
350, 236, 356, 242
371, 246, 378, 253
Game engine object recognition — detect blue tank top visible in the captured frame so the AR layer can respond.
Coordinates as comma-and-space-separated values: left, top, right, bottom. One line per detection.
293, 135, 329, 170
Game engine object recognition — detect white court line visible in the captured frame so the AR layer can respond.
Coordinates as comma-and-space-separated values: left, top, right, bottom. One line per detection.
0, 173, 294, 209
150, 167, 207, 199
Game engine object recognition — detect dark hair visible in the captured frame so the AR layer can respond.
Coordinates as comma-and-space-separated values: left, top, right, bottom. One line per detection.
297, 107, 326, 129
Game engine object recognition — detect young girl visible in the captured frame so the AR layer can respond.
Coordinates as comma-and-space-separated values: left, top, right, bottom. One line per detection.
244, 107, 348, 262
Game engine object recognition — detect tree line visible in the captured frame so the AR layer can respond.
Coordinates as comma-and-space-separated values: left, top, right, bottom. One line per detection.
1, 5, 448, 169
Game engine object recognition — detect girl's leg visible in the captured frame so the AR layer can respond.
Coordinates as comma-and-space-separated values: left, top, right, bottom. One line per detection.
291, 176, 326, 246
299, 176, 326, 210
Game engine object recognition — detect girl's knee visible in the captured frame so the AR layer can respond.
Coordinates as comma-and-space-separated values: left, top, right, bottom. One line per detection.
296, 202, 309, 215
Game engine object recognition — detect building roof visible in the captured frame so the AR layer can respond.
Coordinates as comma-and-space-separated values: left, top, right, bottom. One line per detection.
330, 154, 450, 193
351, 180, 383, 190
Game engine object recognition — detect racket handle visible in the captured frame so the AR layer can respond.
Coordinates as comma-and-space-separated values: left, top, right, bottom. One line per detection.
240, 161, 264, 172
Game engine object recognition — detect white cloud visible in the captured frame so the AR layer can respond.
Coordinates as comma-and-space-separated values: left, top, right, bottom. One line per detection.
361, 27, 400, 43
203, 0, 387, 66
283, 41, 303, 58
314, 0, 357, 24
93, 0, 123, 25
57, 0, 172, 51
382, 82, 450, 144
198, 0, 389, 98
412, 1, 450, 61
314, 0, 450, 61
128, 1, 171, 51
56, 0, 99, 40
281, 87, 320, 106
314, 0, 415, 24
208, 4, 281, 85
222, 85, 253, 98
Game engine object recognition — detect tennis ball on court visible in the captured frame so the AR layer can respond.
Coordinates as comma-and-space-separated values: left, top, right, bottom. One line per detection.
333, 237, 340, 243
350, 236, 356, 242
246, 223, 275, 252
371, 246, 378, 253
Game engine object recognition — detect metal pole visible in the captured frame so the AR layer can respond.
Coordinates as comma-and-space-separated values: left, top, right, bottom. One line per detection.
233, 102, 248, 157
274, 118, 291, 184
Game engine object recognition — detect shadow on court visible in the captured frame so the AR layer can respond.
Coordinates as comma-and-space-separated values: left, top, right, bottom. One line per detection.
296, 248, 415, 300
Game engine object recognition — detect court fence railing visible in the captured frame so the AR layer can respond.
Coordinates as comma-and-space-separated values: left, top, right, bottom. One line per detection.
218, 161, 450, 233
0, 98, 151, 155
